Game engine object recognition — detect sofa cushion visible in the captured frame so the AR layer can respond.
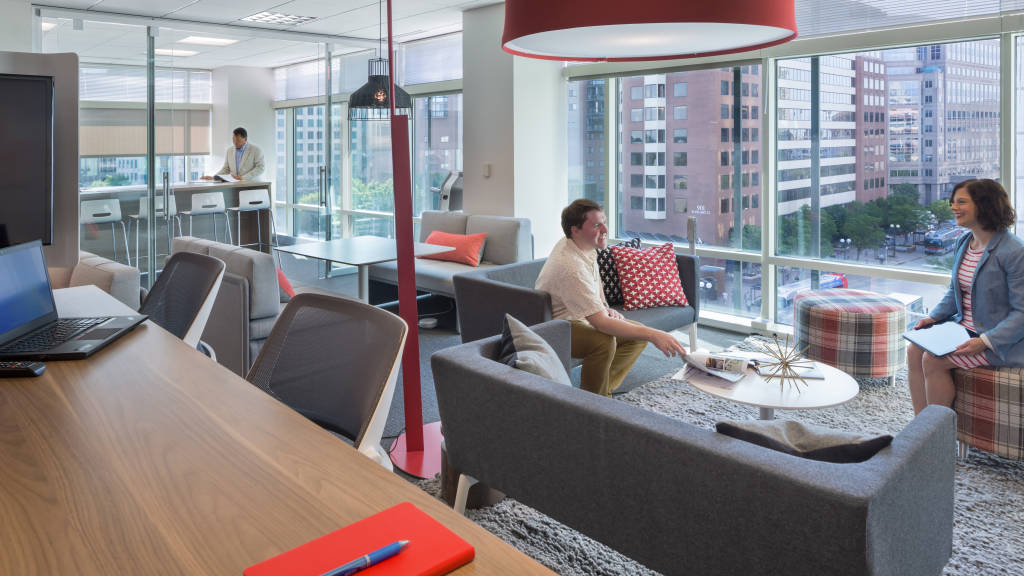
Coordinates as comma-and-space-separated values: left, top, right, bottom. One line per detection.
497, 314, 571, 385
420, 230, 487, 266
249, 314, 278, 342
715, 419, 893, 463
619, 304, 694, 333
612, 242, 689, 311
419, 211, 470, 241
172, 236, 221, 256
371, 259, 501, 297
598, 237, 641, 305
208, 244, 279, 320
467, 215, 532, 265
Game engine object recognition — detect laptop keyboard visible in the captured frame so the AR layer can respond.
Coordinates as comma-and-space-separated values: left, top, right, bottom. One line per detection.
0, 317, 111, 353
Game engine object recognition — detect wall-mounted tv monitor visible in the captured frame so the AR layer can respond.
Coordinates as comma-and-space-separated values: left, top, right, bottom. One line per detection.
0, 73, 54, 247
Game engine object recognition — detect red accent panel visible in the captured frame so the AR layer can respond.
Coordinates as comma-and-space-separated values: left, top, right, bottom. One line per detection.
502, 0, 797, 61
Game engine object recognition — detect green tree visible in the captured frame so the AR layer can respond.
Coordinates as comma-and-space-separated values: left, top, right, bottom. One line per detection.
729, 224, 762, 251
352, 178, 395, 212
927, 200, 954, 226
777, 205, 835, 258
890, 183, 920, 200
842, 211, 885, 259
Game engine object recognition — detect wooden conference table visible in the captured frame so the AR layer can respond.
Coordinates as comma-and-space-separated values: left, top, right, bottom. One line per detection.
276, 236, 455, 301
0, 286, 551, 575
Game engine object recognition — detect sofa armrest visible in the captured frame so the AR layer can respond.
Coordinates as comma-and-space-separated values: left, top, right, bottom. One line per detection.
454, 269, 552, 343
69, 252, 141, 310
675, 253, 699, 317
201, 272, 250, 377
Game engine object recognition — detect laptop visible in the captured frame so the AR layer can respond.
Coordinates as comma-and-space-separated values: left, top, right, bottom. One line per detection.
0, 240, 147, 360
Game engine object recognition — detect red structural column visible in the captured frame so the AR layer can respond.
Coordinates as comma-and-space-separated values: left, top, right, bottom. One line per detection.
385, 0, 443, 478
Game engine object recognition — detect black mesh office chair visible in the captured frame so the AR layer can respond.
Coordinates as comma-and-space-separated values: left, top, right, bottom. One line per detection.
246, 292, 408, 470
140, 251, 225, 349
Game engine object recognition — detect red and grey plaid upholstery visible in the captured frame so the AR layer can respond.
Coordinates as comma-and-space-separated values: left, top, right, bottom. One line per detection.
953, 366, 1024, 460
794, 289, 906, 379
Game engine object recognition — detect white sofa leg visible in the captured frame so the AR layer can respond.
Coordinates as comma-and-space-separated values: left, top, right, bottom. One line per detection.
888, 374, 896, 387
957, 441, 969, 461
688, 323, 698, 351
453, 473, 478, 515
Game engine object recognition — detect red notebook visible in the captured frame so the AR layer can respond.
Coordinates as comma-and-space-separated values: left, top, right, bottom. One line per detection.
244, 502, 475, 576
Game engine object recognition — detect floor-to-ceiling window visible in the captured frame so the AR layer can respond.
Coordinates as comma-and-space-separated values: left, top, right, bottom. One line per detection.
564, 7, 1018, 331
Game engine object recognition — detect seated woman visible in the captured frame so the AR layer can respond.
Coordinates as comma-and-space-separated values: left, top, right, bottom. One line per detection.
908, 178, 1024, 414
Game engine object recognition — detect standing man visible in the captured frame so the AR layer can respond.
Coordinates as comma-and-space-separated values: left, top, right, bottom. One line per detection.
536, 199, 688, 396
203, 127, 265, 181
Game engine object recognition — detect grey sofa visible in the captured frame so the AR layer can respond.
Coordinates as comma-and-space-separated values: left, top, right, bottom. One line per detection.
172, 237, 281, 376
432, 320, 956, 576
48, 251, 142, 310
453, 254, 699, 348
368, 210, 532, 301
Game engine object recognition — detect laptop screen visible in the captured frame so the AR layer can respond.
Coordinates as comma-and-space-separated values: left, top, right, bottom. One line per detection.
0, 240, 57, 340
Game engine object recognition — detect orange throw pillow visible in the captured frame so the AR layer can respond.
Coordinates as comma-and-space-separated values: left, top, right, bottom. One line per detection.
419, 230, 487, 266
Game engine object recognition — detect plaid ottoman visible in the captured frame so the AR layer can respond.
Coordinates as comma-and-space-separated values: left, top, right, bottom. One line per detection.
953, 366, 1024, 460
794, 288, 906, 385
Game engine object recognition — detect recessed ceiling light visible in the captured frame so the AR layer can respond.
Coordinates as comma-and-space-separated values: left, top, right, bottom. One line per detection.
242, 12, 317, 26
154, 48, 198, 57
41, 22, 57, 32
178, 36, 237, 46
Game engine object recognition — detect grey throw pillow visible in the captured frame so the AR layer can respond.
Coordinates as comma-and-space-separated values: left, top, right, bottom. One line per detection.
497, 314, 571, 386
715, 419, 893, 463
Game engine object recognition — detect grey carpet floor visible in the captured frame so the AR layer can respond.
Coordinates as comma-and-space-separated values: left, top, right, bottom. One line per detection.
410, 335, 1024, 575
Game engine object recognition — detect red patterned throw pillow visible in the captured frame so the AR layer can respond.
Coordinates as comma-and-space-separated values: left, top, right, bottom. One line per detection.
610, 242, 689, 311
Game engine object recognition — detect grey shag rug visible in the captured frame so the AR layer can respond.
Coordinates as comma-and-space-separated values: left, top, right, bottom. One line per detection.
414, 336, 1024, 575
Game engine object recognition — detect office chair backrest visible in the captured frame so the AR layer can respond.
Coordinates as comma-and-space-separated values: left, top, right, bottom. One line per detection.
140, 251, 225, 348
246, 292, 407, 467
190, 192, 226, 215
237, 188, 270, 210
81, 198, 122, 224
139, 196, 178, 219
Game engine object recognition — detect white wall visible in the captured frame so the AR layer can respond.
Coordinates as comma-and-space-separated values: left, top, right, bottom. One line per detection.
462, 2, 569, 256
513, 57, 567, 256
0, 0, 32, 53
211, 66, 276, 184
462, 4, 514, 216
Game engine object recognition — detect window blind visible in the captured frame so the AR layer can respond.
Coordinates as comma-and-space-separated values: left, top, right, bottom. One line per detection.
795, 0, 1021, 39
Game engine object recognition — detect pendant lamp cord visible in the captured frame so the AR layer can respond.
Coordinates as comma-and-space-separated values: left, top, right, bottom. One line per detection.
378, 0, 383, 59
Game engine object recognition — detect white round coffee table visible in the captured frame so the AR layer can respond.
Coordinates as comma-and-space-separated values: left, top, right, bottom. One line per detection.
684, 350, 860, 419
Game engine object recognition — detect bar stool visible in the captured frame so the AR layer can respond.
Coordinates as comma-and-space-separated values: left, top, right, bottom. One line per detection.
80, 198, 130, 265
228, 188, 278, 253
181, 191, 232, 244
129, 196, 183, 268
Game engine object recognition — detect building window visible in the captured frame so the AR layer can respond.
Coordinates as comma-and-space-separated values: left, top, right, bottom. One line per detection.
721, 80, 729, 95
674, 152, 688, 166
721, 151, 729, 166
674, 198, 688, 213
674, 82, 687, 97
721, 104, 730, 119
630, 86, 642, 99
720, 197, 730, 213
673, 175, 688, 190
721, 128, 730, 142
721, 174, 730, 190
630, 152, 642, 166
630, 108, 642, 122
673, 105, 688, 120
674, 128, 688, 143
630, 173, 643, 187
630, 130, 643, 143
644, 106, 665, 121
631, 195, 643, 209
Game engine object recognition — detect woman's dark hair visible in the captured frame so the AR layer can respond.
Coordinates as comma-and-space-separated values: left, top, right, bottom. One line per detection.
561, 198, 602, 238
952, 178, 1016, 231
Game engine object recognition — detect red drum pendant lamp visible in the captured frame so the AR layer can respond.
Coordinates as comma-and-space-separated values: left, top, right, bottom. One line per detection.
502, 0, 797, 62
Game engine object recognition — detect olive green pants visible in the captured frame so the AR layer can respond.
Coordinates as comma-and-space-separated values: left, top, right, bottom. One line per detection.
570, 319, 648, 397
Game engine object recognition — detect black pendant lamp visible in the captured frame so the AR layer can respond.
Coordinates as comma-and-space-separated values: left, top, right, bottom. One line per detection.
349, 0, 412, 121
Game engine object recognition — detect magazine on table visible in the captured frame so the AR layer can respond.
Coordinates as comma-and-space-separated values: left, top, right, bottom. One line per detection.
680, 351, 757, 383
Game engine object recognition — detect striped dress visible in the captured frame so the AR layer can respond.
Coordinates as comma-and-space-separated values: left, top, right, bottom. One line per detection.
950, 245, 989, 369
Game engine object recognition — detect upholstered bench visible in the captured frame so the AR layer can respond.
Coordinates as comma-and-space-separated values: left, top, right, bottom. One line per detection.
953, 366, 1024, 460
794, 288, 906, 386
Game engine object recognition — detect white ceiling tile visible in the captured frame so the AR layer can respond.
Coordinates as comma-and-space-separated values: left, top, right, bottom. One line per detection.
88, 0, 195, 17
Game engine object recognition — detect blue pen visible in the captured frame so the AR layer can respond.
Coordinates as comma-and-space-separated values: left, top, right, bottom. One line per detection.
319, 540, 410, 576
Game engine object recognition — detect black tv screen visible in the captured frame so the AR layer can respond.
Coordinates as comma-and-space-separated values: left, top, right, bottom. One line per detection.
0, 73, 54, 248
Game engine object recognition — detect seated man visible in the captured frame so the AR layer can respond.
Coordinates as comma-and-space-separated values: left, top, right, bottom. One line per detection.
536, 199, 687, 396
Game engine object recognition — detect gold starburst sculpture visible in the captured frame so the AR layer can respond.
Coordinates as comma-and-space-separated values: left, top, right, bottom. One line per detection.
756, 334, 815, 392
